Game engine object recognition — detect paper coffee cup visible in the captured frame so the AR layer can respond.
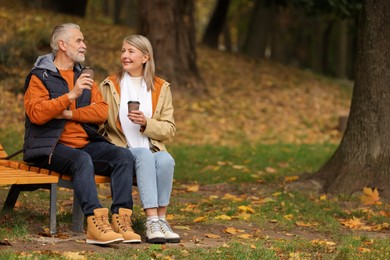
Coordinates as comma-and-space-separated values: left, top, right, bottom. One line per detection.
128, 101, 140, 112
81, 67, 94, 79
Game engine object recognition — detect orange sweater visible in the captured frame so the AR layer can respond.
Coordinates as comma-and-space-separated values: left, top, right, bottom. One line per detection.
24, 70, 108, 148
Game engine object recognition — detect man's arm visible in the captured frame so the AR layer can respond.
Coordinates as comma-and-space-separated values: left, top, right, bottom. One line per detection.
24, 75, 72, 125
70, 82, 108, 124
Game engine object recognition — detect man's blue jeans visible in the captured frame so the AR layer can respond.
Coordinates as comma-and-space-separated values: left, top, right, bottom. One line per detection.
130, 148, 175, 209
33, 142, 135, 216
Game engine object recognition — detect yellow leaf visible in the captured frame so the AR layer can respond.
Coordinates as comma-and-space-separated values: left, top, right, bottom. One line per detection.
238, 205, 255, 214
186, 184, 200, 192
272, 192, 282, 197
193, 216, 207, 223
319, 194, 327, 201
235, 212, 251, 221
205, 233, 221, 239
250, 244, 257, 249
358, 247, 371, 253
339, 217, 364, 229
265, 167, 276, 173
222, 193, 244, 202
174, 226, 192, 230
360, 187, 381, 205
62, 252, 86, 260
284, 175, 299, 182
237, 234, 252, 239
224, 227, 240, 234
180, 204, 198, 212
295, 221, 318, 227
166, 214, 175, 220
232, 165, 245, 170
284, 214, 294, 220
215, 215, 232, 220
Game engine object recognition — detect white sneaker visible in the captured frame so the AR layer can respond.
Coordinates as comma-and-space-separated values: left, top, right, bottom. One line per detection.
159, 219, 181, 243
145, 220, 166, 244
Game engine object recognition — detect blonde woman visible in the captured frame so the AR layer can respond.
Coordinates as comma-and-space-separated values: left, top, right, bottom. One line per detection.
99, 35, 179, 244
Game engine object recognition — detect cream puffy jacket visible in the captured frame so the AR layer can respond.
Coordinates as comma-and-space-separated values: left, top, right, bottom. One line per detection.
98, 75, 176, 152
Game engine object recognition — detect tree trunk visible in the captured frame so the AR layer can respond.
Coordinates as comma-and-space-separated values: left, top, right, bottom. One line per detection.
201, 0, 231, 49
42, 0, 88, 17
336, 20, 349, 79
113, 0, 122, 24
139, 0, 203, 91
300, 0, 390, 201
242, 0, 275, 58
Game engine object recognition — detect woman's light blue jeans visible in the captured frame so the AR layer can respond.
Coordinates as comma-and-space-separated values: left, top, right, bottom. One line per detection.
129, 147, 175, 209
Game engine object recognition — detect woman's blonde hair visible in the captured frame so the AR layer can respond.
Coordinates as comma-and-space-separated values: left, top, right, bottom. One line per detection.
117, 35, 155, 91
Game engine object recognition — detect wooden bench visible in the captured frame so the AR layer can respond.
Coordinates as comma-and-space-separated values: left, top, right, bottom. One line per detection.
0, 144, 111, 235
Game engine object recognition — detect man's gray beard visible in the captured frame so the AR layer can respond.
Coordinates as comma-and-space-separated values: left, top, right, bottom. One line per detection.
67, 50, 85, 63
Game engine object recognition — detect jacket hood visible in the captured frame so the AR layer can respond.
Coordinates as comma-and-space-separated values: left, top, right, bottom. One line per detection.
32, 53, 83, 73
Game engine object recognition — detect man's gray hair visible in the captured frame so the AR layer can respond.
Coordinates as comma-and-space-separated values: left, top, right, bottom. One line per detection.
50, 23, 80, 55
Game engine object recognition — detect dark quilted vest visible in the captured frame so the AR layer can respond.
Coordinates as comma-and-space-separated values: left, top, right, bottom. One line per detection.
23, 68, 95, 162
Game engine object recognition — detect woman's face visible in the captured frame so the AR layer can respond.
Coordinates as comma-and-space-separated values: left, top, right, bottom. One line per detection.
121, 41, 149, 77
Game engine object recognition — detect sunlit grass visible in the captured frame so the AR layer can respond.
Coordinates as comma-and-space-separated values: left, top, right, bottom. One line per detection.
170, 143, 337, 184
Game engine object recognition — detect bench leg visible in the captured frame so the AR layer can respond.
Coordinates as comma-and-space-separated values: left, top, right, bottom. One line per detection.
3, 184, 41, 210
3, 185, 21, 210
71, 192, 85, 233
49, 183, 57, 235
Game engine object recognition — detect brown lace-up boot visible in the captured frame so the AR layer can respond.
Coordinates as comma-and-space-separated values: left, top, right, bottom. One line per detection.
86, 208, 124, 244
112, 208, 141, 243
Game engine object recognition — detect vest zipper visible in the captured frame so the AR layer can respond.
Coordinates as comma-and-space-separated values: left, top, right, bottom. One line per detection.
48, 132, 63, 165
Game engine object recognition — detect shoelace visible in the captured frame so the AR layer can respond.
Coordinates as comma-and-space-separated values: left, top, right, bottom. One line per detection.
159, 219, 173, 233
119, 214, 134, 232
97, 216, 113, 233
147, 220, 162, 234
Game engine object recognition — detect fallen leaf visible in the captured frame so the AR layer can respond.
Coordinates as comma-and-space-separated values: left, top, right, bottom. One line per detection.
205, 233, 221, 239
186, 184, 200, 192
284, 175, 299, 182
222, 193, 244, 202
174, 225, 192, 230
214, 215, 232, 220
272, 192, 282, 197
238, 205, 255, 214
223, 227, 244, 234
339, 217, 364, 229
62, 252, 86, 260
265, 167, 276, 173
193, 216, 207, 223
295, 221, 318, 227
235, 212, 251, 221
360, 187, 381, 205
319, 194, 327, 201
237, 234, 252, 239
358, 247, 371, 253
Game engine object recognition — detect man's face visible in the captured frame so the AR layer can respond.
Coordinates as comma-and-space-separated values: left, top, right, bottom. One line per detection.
63, 28, 87, 63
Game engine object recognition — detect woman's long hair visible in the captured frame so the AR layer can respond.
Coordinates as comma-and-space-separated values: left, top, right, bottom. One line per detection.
117, 35, 155, 91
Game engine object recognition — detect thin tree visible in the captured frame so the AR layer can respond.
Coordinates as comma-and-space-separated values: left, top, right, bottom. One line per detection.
287, 0, 390, 201
201, 0, 231, 49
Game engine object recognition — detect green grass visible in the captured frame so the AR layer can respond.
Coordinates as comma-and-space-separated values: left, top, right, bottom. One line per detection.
170, 143, 337, 184
0, 127, 24, 160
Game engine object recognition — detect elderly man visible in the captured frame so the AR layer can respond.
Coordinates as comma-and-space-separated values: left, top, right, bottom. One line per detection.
23, 23, 140, 245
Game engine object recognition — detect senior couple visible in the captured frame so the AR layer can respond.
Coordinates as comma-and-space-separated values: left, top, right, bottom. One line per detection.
23, 23, 179, 244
